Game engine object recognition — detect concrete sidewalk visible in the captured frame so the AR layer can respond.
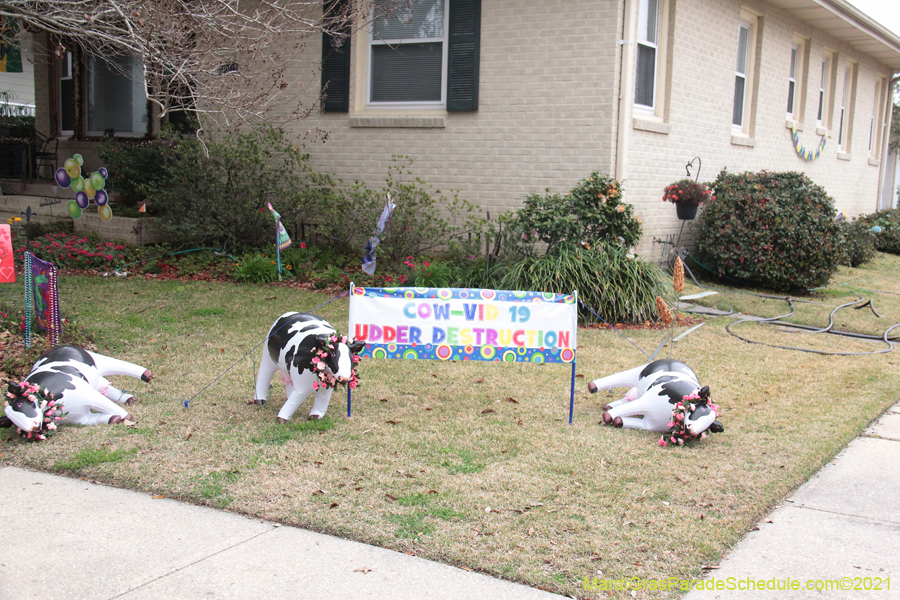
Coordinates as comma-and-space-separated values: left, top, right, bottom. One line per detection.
683, 401, 900, 599
0, 466, 564, 600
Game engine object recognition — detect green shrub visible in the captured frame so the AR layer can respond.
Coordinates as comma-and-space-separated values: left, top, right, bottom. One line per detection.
403, 257, 459, 288
313, 157, 487, 269
836, 219, 877, 267
857, 208, 900, 254
695, 170, 840, 291
505, 172, 642, 256
499, 243, 672, 324
233, 254, 279, 284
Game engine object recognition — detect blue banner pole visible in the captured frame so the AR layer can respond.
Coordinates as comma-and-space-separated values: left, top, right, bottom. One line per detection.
568, 360, 576, 424
348, 282, 354, 417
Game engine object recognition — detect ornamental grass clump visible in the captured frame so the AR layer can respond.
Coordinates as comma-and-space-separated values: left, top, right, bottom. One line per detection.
500, 243, 672, 324
695, 170, 840, 291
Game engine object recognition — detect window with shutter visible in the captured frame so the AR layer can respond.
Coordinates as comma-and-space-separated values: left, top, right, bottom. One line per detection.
322, 0, 352, 113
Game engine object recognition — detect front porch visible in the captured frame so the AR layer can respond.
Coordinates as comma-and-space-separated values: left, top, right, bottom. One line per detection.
1, 178, 169, 245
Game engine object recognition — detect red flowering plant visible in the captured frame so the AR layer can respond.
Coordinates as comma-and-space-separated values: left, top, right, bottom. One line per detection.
15, 233, 128, 270
662, 179, 714, 206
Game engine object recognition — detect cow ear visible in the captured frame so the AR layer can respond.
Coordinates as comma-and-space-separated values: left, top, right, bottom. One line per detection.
698, 386, 710, 399
314, 334, 330, 348
709, 421, 724, 433
349, 340, 365, 354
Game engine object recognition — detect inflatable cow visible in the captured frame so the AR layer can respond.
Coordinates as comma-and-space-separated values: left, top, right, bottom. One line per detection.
588, 359, 723, 441
254, 312, 364, 422
2, 345, 151, 432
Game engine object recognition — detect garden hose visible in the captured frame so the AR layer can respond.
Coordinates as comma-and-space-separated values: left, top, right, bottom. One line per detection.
681, 255, 900, 356
113, 247, 239, 276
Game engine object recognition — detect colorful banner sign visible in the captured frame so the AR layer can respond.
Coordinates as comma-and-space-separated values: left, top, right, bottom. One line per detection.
0, 224, 14, 282
349, 286, 577, 363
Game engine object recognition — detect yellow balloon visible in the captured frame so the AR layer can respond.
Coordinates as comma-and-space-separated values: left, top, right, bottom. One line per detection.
98, 204, 112, 222
84, 180, 96, 199
64, 158, 81, 179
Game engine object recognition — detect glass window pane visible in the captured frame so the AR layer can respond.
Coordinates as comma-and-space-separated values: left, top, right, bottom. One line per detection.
787, 81, 794, 114
733, 75, 745, 126
371, 42, 443, 102
635, 44, 656, 107
789, 46, 797, 79
638, 0, 658, 44
87, 54, 146, 134
736, 25, 749, 74
374, 0, 443, 41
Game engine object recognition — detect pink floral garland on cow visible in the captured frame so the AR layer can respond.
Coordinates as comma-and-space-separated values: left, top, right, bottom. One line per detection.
310, 334, 360, 391
658, 392, 719, 446
5, 382, 66, 441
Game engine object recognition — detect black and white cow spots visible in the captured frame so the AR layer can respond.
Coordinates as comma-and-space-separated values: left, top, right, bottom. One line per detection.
2, 345, 152, 430
588, 359, 723, 437
254, 312, 364, 422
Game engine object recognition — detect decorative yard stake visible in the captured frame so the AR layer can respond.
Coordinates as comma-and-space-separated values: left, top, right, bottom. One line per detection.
361, 194, 396, 276
24, 252, 60, 349
267, 201, 292, 280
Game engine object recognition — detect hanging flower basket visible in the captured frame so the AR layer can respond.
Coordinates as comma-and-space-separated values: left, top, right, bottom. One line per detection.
663, 179, 714, 221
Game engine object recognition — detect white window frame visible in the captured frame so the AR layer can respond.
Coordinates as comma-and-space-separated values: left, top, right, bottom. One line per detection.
732, 15, 756, 133
366, 0, 449, 109
634, 0, 659, 113
837, 60, 856, 153
787, 44, 798, 120
869, 76, 885, 156
816, 57, 827, 126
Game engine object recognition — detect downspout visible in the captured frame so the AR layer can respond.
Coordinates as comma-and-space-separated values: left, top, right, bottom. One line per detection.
615, 0, 639, 182
876, 75, 899, 210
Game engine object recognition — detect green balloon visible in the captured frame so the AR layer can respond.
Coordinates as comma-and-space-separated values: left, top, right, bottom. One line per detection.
67, 200, 82, 219
71, 176, 85, 192
73, 154, 84, 166
90, 172, 105, 191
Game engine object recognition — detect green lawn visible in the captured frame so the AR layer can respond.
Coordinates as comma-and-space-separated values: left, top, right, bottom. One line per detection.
2, 255, 899, 599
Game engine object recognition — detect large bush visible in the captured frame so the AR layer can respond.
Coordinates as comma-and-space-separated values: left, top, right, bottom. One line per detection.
836, 219, 877, 267
99, 127, 311, 250
499, 243, 672, 324
505, 172, 642, 255
857, 208, 900, 255
695, 170, 840, 291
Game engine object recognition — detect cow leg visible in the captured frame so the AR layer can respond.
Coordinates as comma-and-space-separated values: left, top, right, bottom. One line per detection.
277, 371, 314, 422
97, 376, 136, 405
309, 386, 335, 419
254, 351, 279, 404
603, 393, 672, 432
88, 351, 152, 382
587, 364, 647, 394
59, 381, 131, 426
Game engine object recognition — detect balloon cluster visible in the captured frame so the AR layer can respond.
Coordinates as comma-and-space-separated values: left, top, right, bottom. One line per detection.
55, 154, 112, 222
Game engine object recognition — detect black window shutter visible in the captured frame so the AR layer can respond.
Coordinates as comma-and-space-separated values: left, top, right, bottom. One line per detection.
447, 0, 481, 112
321, 0, 351, 113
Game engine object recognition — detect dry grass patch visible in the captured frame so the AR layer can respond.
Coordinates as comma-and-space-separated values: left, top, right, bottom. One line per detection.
3, 258, 900, 599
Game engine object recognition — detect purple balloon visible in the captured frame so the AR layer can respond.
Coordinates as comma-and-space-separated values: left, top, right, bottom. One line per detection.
98, 167, 108, 179
94, 189, 109, 206
75, 191, 89, 209
55, 168, 71, 188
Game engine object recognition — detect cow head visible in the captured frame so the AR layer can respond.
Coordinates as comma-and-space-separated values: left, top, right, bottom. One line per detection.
309, 334, 365, 390
660, 386, 723, 446
4, 381, 65, 440
4, 382, 43, 433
